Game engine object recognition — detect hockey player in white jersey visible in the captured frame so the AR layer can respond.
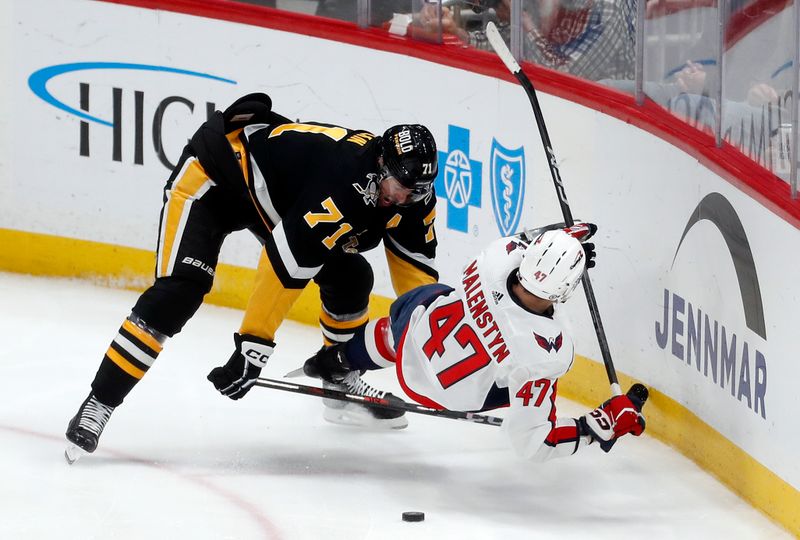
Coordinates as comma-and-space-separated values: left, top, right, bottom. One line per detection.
304, 223, 646, 460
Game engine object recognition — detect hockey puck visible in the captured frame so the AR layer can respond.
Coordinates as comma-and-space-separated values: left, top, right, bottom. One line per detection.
402, 511, 425, 522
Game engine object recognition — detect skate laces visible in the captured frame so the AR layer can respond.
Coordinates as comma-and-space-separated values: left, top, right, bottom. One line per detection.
78, 397, 114, 436
340, 371, 386, 399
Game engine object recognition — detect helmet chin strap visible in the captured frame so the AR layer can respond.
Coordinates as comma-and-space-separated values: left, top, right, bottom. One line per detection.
511, 279, 555, 315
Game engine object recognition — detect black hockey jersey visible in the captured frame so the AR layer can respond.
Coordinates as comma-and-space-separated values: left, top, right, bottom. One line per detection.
189, 101, 438, 341
241, 122, 438, 290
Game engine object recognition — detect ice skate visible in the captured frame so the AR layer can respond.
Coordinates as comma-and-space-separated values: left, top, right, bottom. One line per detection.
322, 371, 408, 430
64, 393, 115, 464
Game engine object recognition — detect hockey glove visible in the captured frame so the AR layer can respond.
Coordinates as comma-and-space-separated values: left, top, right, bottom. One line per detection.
562, 223, 597, 269
207, 333, 274, 400
519, 222, 597, 243
303, 344, 352, 384
583, 242, 596, 269
579, 386, 646, 452
562, 222, 597, 242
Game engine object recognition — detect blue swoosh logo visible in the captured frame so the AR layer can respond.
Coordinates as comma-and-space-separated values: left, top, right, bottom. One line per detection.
28, 62, 237, 127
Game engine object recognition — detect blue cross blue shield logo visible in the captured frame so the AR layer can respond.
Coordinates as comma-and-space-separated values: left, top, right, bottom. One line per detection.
435, 125, 482, 233
490, 139, 526, 236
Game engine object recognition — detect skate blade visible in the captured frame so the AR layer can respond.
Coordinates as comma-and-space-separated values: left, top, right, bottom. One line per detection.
64, 444, 87, 465
323, 406, 408, 430
283, 367, 306, 378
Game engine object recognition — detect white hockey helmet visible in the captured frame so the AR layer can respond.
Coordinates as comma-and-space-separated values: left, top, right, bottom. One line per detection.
518, 229, 586, 302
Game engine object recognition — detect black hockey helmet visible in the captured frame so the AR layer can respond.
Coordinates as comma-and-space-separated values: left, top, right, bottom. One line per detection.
380, 124, 438, 203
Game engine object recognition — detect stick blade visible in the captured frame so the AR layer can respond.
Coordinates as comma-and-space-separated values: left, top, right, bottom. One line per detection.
485, 21, 521, 74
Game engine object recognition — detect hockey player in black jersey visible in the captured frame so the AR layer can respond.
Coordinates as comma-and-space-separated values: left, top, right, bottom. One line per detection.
65, 93, 440, 462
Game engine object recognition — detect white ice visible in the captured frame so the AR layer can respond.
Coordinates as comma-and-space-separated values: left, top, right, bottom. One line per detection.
0, 272, 790, 539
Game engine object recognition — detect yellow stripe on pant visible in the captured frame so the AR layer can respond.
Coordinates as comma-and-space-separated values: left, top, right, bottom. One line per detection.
157, 157, 215, 278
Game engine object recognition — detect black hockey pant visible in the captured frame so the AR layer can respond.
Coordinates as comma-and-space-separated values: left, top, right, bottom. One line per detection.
91, 151, 374, 406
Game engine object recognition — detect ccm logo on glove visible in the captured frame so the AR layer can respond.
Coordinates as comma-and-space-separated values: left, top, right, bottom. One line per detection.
207, 333, 275, 400
243, 344, 272, 367
579, 385, 647, 452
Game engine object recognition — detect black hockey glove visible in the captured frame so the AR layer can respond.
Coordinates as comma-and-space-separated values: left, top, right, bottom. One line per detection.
583, 242, 596, 269
303, 344, 352, 384
563, 222, 597, 269
207, 333, 275, 400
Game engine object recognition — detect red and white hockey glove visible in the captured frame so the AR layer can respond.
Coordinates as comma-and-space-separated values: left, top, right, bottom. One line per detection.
518, 222, 597, 268
563, 223, 597, 269
579, 388, 646, 452
519, 221, 596, 242
562, 222, 597, 243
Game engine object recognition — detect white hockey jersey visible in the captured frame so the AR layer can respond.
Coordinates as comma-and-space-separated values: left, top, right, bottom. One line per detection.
395, 236, 593, 461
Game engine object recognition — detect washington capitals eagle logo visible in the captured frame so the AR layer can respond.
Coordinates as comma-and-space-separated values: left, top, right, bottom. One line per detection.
534, 332, 563, 353
505, 239, 524, 254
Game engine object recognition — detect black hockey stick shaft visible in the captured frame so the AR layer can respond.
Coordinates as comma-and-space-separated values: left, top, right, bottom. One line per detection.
253, 377, 504, 426
485, 22, 622, 396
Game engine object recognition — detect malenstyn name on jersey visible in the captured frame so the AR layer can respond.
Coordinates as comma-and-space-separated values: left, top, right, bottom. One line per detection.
461, 259, 510, 363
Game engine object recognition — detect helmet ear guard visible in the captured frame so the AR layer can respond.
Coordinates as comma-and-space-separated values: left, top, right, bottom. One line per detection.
380, 124, 438, 202
518, 230, 587, 303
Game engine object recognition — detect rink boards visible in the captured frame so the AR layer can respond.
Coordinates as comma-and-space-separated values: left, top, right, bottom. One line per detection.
0, 0, 797, 533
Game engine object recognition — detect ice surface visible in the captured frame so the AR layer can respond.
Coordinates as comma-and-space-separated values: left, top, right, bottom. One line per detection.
0, 272, 790, 539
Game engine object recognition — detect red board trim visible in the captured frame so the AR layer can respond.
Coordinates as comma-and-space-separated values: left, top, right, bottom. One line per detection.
99, 0, 800, 227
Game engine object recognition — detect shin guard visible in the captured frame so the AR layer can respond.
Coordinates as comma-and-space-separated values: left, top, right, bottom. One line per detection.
91, 314, 166, 407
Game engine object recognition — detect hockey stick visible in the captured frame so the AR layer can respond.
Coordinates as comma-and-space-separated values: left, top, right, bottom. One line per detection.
485, 22, 624, 396
253, 377, 504, 426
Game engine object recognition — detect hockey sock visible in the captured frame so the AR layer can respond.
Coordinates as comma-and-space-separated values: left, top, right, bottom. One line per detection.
344, 318, 396, 371
91, 314, 166, 407
319, 306, 369, 347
